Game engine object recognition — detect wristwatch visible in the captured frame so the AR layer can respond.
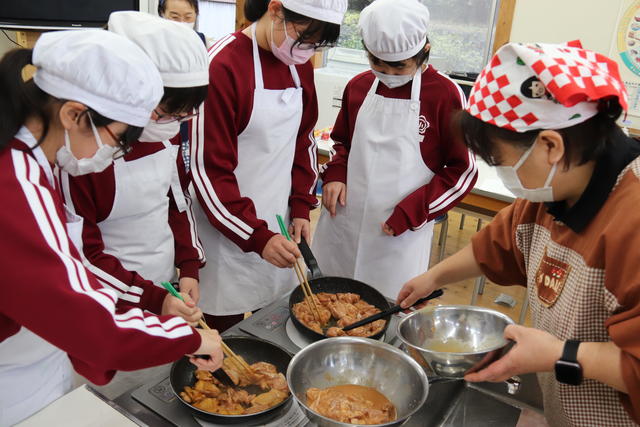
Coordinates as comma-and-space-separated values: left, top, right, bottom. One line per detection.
555, 339, 583, 385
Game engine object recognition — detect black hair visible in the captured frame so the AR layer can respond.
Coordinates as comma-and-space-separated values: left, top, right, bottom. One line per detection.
158, 0, 199, 16
455, 98, 625, 168
365, 38, 431, 69
161, 86, 208, 114
244, 0, 341, 49
0, 48, 142, 152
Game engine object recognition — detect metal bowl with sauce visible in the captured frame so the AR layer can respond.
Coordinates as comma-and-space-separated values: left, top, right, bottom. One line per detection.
397, 305, 515, 378
286, 337, 429, 427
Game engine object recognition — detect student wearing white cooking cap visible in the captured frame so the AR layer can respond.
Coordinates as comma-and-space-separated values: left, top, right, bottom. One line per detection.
157, 0, 208, 171
398, 40, 640, 425
312, 0, 478, 300
0, 29, 222, 426
188, 0, 346, 332
60, 12, 209, 321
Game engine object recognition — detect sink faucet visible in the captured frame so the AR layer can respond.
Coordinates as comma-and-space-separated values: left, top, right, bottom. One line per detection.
506, 376, 521, 395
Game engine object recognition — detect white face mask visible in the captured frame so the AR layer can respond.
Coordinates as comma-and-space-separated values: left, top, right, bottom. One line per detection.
139, 120, 181, 142
177, 21, 196, 30
56, 114, 117, 176
372, 69, 414, 89
495, 142, 558, 202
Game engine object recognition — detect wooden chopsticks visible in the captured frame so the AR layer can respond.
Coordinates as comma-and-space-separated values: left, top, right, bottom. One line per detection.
292, 259, 323, 325
198, 318, 255, 378
221, 341, 255, 378
276, 215, 323, 326
159, 282, 255, 378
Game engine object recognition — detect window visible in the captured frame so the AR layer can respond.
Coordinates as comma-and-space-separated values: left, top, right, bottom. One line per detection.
327, 0, 500, 79
198, 0, 236, 42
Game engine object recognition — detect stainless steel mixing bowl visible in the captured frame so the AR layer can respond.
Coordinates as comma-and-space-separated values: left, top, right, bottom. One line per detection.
286, 337, 429, 427
397, 305, 515, 378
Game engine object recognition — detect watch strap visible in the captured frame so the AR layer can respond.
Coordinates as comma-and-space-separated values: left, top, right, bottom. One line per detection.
562, 339, 580, 362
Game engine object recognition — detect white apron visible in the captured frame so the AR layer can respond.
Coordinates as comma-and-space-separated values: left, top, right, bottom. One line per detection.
312, 71, 435, 299
97, 140, 186, 285
0, 141, 73, 427
192, 23, 302, 315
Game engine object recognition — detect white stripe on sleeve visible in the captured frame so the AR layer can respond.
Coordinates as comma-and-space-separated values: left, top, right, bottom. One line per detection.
12, 151, 191, 339
428, 150, 477, 213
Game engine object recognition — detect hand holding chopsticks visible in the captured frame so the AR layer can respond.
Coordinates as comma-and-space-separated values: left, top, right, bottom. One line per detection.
161, 282, 253, 378
276, 215, 324, 326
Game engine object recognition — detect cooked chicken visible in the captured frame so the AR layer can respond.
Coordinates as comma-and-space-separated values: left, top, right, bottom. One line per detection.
316, 292, 337, 304
306, 385, 396, 425
251, 389, 289, 407
182, 364, 289, 416
180, 386, 204, 403
251, 362, 288, 392
195, 370, 213, 381
337, 292, 360, 304
221, 356, 257, 386
194, 380, 221, 397
292, 292, 387, 338
326, 327, 346, 337
318, 305, 333, 325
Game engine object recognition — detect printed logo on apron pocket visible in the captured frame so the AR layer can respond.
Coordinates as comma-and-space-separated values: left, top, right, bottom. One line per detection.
535, 249, 571, 307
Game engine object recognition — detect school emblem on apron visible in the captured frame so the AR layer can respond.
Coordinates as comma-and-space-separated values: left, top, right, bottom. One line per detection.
418, 115, 430, 134
535, 250, 571, 307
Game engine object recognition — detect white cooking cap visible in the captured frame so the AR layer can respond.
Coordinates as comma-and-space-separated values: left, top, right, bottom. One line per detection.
108, 11, 208, 88
281, 0, 348, 25
360, 0, 430, 62
32, 30, 163, 127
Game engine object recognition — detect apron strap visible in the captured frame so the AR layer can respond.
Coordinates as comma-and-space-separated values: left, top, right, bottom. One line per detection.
161, 140, 188, 212
411, 70, 422, 140
410, 68, 422, 103
367, 77, 381, 96
250, 23, 265, 90
289, 64, 301, 88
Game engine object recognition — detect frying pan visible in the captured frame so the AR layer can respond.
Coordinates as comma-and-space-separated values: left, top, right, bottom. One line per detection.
170, 336, 293, 425
288, 238, 392, 342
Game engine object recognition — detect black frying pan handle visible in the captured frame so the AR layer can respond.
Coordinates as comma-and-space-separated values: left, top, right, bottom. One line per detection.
298, 237, 324, 280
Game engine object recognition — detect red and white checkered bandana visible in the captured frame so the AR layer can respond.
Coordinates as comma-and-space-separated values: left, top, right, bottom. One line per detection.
467, 41, 628, 132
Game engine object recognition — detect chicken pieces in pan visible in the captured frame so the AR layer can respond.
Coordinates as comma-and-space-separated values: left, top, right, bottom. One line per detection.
292, 292, 386, 337
180, 359, 289, 416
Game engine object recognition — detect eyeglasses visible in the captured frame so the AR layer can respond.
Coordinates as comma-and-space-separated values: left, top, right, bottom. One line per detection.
103, 123, 120, 145
154, 109, 198, 124
297, 42, 329, 51
101, 122, 133, 159
284, 20, 330, 51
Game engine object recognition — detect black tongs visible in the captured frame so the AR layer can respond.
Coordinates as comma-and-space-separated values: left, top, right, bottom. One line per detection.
341, 289, 444, 332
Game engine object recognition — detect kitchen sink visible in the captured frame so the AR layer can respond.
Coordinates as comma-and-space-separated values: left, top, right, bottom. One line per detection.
402, 373, 543, 427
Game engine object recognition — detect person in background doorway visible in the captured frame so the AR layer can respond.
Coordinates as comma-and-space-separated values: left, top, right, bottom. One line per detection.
398, 41, 640, 425
158, 0, 204, 42
158, 0, 208, 172
190, 0, 347, 332
312, 0, 477, 299
0, 29, 222, 427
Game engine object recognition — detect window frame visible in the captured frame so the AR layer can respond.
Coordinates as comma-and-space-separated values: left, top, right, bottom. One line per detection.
319, 0, 516, 78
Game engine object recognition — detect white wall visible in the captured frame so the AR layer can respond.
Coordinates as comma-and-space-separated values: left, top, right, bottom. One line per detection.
509, 0, 637, 128
510, 0, 620, 54
198, 1, 235, 43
